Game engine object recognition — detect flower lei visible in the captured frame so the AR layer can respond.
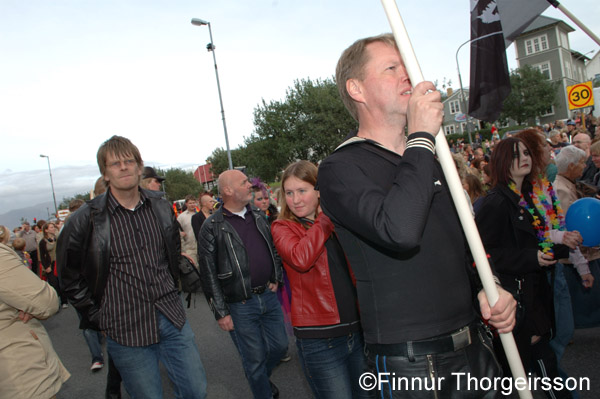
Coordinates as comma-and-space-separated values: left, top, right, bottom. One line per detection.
509, 176, 565, 255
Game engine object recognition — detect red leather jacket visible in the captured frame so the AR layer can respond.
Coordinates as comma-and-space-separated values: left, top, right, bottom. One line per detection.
271, 213, 347, 327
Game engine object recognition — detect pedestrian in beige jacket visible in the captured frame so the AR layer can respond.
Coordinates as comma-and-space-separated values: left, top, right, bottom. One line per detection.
0, 242, 70, 399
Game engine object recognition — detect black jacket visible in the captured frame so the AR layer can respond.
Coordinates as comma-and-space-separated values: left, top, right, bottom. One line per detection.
197, 205, 282, 320
57, 189, 182, 330
318, 134, 480, 344
475, 185, 561, 342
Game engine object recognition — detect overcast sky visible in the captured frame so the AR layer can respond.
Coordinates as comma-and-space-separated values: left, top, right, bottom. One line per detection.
1, 0, 599, 213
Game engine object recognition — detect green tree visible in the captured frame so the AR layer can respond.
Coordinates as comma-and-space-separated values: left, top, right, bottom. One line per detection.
245, 77, 357, 181
500, 65, 559, 125
206, 147, 248, 178
163, 168, 203, 201
434, 77, 453, 101
59, 192, 90, 209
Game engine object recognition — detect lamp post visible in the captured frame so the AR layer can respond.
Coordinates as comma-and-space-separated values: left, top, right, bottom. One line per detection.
39, 154, 58, 218
455, 31, 503, 146
191, 17, 233, 170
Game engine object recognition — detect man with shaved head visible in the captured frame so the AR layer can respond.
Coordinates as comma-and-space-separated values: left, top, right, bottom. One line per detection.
198, 169, 287, 399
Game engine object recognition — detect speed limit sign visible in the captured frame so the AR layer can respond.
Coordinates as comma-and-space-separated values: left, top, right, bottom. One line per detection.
567, 81, 594, 110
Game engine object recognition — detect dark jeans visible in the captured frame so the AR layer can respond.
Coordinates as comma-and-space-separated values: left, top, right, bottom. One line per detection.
228, 289, 288, 399
366, 323, 502, 398
106, 313, 207, 399
296, 332, 371, 399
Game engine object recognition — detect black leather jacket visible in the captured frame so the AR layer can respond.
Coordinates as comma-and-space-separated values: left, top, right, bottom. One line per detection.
197, 205, 282, 320
57, 189, 181, 330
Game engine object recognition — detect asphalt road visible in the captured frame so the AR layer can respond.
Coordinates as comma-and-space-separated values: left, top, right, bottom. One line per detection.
44, 296, 312, 398
44, 297, 599, 399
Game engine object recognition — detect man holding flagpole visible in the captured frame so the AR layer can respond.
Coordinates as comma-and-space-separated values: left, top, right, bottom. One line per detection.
317, 33, 517, 398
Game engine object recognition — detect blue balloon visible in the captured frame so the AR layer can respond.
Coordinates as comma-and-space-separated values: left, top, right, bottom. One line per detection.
566, 198, 600, 247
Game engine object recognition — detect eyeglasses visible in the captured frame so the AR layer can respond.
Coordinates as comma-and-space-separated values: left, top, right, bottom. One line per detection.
106, 159, 137, 169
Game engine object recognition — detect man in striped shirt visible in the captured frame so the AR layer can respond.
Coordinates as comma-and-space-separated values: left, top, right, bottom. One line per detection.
58, 136, 207, 399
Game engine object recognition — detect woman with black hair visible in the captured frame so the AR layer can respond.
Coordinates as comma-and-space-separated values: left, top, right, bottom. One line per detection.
475, 137, 571, 399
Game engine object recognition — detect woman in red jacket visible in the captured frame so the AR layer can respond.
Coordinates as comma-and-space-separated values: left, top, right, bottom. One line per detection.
271, 161, 368, 399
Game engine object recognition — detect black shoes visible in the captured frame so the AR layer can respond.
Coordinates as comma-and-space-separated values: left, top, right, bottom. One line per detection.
270, 380, 280, 399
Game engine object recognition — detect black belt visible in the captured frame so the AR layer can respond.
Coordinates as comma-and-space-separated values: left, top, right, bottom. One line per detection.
251, 284, 269, 295
366, 324, 474, 357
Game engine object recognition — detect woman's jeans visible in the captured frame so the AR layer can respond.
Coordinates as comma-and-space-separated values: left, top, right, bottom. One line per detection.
296, 331, 371, 399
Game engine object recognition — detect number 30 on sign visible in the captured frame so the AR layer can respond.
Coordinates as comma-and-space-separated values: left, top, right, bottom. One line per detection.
567, 81, 594, 110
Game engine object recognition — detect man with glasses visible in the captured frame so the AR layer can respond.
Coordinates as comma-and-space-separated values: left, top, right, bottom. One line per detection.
58, 135, 207, 399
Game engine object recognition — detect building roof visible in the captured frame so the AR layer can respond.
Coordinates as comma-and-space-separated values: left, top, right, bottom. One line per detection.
571, 50, 591, 62
520, 15, 574, 36
442, 88, 469, 104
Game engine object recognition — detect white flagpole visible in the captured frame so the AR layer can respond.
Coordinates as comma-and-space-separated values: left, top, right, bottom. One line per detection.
379, 1, 533, 398
550, 1, 600, 46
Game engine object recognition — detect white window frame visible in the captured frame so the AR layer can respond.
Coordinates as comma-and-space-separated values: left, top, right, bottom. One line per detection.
564, 60, 572, 80
449, 100, 460, 114
444, 125, 456, 135
525, 34, 549, 56
560, 31, 569, 49
533, 62, 552, 80
541, 106, 555, 117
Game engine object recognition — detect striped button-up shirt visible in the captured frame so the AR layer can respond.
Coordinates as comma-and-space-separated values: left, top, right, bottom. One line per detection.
100, 190, 185, 347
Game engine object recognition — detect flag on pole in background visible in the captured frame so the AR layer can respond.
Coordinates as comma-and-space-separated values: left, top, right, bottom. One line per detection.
468, 0, 510, 122
468, 0, 550, 122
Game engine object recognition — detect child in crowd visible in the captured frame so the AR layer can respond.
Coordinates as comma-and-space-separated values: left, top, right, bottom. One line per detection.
11, 238, 31, 270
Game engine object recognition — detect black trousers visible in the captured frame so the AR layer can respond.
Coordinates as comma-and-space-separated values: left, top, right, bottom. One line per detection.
29, 249, 38, 274
366, 323, 502, 399
494, 334, 572, 399
45, 271, 67, 305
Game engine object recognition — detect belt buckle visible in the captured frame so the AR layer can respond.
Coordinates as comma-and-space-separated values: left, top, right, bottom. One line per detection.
451, 326, 472, 351
252, 285, 266, 295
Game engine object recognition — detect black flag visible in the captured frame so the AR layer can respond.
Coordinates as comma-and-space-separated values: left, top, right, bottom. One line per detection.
468, 0, 511, 122
497, 0, 551, 48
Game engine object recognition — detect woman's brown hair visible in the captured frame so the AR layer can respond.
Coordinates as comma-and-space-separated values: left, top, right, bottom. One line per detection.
278, 161, 319, 225
42, 222, 56, 239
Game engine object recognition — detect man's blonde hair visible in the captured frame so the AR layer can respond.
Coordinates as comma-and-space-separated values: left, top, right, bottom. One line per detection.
336, 33, 397, 122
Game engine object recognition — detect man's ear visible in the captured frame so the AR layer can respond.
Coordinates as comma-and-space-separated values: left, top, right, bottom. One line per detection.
346, 79, 364, 103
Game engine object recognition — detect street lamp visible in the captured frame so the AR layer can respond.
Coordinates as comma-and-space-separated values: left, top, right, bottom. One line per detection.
39, 154, 58, 218
191, 17, 234, 170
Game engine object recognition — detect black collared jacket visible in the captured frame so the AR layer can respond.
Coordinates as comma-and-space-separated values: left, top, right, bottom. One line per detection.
197, 205, 283, 320
57, 188, 181, 330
